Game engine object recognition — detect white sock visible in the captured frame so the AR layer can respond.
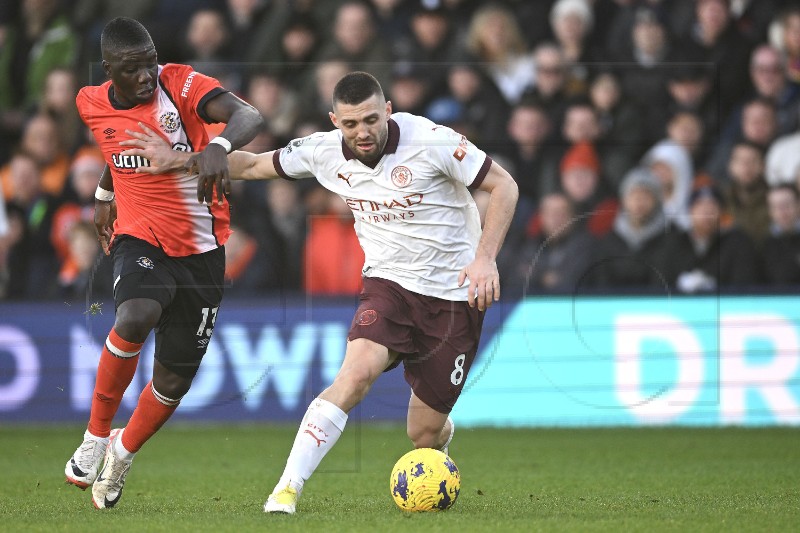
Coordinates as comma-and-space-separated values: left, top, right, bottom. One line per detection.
440, 416, 455, 453
84, 429, 108, 442
113, 429, 136, 461
274, 398, 348, 493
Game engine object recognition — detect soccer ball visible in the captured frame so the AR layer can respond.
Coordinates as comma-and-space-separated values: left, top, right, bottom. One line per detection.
389, 448, 460, 512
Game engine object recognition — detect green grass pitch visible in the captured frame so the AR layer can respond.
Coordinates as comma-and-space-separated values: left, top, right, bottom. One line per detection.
1, 424, 798, 532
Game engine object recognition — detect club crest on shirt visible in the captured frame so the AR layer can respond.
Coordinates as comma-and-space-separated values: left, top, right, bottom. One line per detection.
158, 111, 181, 134
137, 256, 155, 270
391, 166, 412, 188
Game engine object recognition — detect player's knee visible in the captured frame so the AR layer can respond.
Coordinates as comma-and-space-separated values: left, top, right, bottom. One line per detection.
115, 300, 161, 341
334, 367, 375, 403
152, 372, 192, 400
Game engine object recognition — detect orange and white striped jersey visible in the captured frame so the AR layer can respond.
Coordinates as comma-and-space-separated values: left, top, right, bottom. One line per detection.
76, 63, 231, 257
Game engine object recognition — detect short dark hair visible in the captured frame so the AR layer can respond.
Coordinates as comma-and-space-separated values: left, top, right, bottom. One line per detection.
515, 99, 550, 118
731, 139, 766, 159
689, 185, 725, 208
770, 183, 800, 201
332, 71, 384, 108
744, 96, 777, 114
101, 17, 153, 56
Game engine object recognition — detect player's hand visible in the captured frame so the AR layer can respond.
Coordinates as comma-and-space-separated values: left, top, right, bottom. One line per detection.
189, 143, 229, 205
119, 122, 186, 173
458, 255, 500, 311
94, 198, 117, 255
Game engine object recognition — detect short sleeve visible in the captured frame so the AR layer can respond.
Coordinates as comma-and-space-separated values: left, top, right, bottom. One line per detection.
425, 125, 492, 189
275, 133, 328, 180
163, 63, 227, 124
75, 88, 91, 125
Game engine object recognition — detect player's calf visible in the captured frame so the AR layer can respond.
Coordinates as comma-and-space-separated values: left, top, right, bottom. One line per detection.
407, 415, 454, 450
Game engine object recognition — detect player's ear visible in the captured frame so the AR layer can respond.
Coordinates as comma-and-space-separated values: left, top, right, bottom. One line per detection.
102, 60, 111, 79
385, 100, 392, 119
329, 111, 339, 129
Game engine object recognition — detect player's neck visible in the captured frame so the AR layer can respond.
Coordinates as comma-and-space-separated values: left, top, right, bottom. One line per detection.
359, 149, 384, 168
109, 86, 136, 110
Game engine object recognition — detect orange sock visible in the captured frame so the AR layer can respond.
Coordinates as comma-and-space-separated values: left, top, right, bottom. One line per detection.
87, 328, 142, 438
121, 380, 179, 453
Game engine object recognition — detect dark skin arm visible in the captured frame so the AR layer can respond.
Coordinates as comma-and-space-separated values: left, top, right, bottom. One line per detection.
190, 92, 264, 204
100, 94, 262, 249
94, 164, 117, 255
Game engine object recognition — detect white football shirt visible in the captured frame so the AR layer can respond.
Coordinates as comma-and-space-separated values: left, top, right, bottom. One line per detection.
273, 112, 492, 301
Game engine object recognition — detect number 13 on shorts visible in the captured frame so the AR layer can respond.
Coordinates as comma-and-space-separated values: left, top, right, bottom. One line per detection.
196, 306, 219, 337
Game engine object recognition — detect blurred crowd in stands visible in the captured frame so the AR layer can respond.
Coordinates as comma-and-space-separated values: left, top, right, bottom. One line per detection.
2, 0, 800, 301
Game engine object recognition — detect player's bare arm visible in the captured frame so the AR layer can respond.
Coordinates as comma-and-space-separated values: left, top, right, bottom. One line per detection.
227, 150, 281, 181
190, 92, 263, 204
458, 161, 519, 311
94, 164, 117, 255
121, 122, 280, 181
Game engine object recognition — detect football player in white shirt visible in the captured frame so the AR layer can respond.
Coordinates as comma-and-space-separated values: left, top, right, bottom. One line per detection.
120, 71, 518, 514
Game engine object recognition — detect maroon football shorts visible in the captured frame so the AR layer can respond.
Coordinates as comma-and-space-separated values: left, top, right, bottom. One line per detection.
348, 277, 485, 414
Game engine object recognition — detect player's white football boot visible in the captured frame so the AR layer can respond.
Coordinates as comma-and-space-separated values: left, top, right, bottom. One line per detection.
92, 429, 133, 509
441, 416, 455, 456
264, 484, 301, 514
65, 430, 109, 489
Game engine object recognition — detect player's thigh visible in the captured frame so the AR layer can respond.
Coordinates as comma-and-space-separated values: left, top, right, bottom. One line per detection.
335, 338, 396, 386
111, 236, 175, 321
404, 299, 485, 414
347, 277, 417, 364
322, 339, 400, 412
153, 246, 225, 379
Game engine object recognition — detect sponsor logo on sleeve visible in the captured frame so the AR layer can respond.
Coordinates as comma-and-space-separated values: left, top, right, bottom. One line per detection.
453, 135, 468, 161
284, 136, 308, 154
181, 71, 197, 97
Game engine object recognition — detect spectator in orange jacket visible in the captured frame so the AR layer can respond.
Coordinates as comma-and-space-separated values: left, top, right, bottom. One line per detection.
303, 191, 364, 295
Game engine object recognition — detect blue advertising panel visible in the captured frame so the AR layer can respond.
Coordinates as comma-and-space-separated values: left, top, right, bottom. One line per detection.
0, 297, 507, 424
454, 295, 800, 426
1, 296, 799, 426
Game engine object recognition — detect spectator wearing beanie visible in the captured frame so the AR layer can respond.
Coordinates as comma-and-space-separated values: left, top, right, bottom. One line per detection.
553, 141, 618, 237
590, 166, 673, 289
